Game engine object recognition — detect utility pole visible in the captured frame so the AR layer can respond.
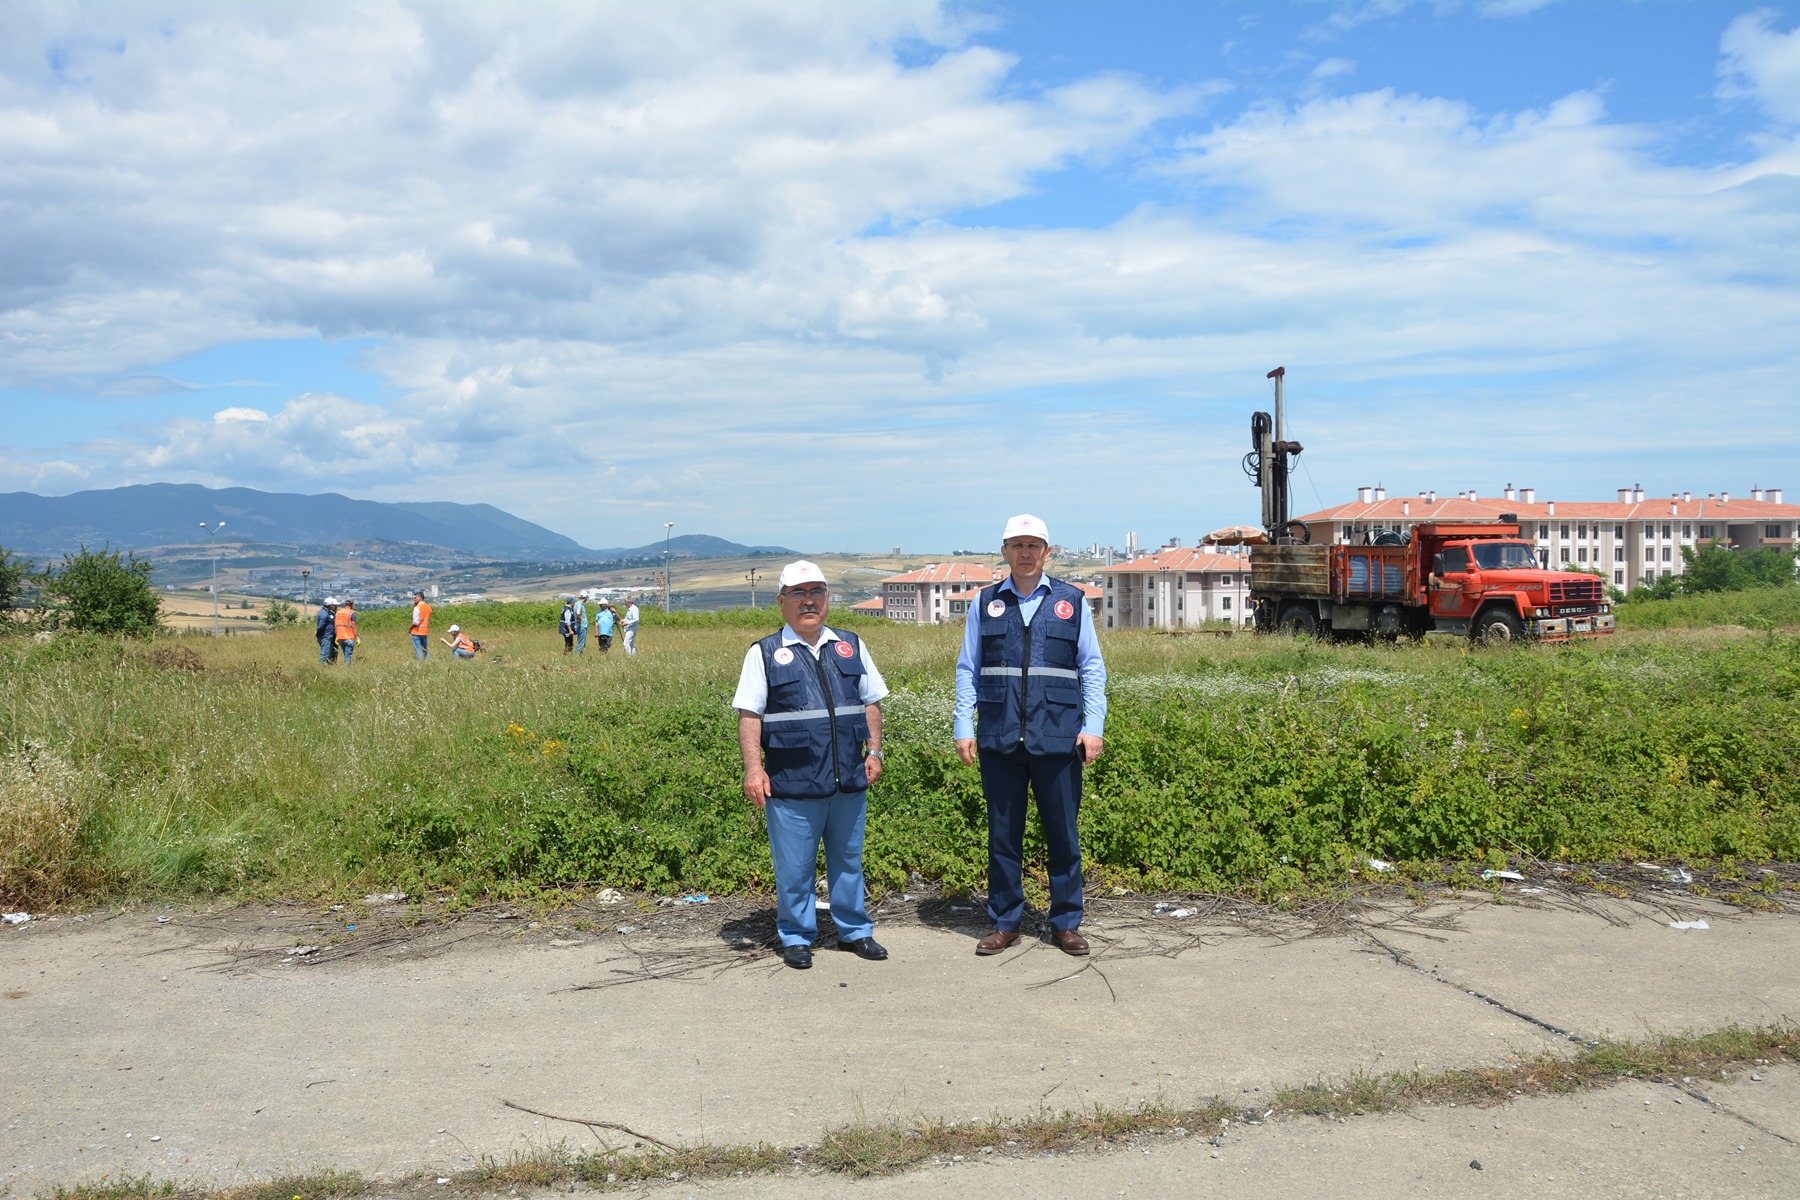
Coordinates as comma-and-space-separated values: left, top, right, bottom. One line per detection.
746, 567, 762, 608
662, 522, 674, 611
300, 567, 311, 605
200, 521, 226, 635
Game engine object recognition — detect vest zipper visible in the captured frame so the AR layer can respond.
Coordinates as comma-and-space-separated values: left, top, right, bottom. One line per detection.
1017, 603, 1036, 748
811, 643, 844, 792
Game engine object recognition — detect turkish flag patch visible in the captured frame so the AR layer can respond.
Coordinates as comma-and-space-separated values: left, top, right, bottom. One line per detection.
1054, 599, 1075, 620
834, 640, 856, 658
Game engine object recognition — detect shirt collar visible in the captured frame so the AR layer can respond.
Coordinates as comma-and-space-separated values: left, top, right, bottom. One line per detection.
780, 624, 840, 648
999, 574, 1050, 600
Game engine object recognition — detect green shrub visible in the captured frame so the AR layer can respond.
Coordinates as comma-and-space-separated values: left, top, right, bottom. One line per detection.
38, 546, 162, 636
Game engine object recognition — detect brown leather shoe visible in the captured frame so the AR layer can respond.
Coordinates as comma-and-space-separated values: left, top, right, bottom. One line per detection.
975, 929, 1021, 956
1050, 928, 1089, 956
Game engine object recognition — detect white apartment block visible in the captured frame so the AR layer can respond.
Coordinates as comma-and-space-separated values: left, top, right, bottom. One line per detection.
1098, 547, 1254, 630
876, 562, 1005, 625
1297, 484, 1797, 592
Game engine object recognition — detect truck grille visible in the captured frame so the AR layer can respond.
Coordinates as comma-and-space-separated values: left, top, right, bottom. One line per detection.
1549, 576, 1604, 604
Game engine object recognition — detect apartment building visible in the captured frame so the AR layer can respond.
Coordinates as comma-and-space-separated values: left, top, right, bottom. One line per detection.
1097, 547, 1254, 630
876, 562, 1005, 625
1294, 484, 1797, 591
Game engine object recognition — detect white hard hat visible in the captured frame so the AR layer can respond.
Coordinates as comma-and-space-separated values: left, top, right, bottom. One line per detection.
1002, 514, 1050, 543
324, 596, 339, 606
449, 624, 460, 633
778, 560, 828, 589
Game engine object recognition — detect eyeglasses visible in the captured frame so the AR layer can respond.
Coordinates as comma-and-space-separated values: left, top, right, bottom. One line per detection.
783, 587, 828, 600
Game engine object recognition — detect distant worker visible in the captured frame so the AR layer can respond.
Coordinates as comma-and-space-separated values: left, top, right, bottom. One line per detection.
954, 514, 1107, 958
594, 600, 616, 652
441, 624, 479, 661
558, 596, 579, 655
733, 561, 888, 969
334, 598, 360, 665
573, 593, 590, 655
410, 590, 432, 660
623, 597, 640, 656
315, 596, 339, 665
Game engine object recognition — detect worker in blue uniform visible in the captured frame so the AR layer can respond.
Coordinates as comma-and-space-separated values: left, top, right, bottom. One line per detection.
954, 514, 1107, 957
734, 560, 890, 970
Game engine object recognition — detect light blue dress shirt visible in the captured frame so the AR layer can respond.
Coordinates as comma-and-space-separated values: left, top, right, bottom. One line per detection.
953, 574, 1106, 742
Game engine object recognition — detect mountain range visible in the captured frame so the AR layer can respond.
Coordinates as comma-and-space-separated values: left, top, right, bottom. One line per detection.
0, 484, 789, 562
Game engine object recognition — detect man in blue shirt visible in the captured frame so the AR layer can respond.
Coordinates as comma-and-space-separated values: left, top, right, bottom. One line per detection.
734, 561, 890, 970
954, 514, 1107, 957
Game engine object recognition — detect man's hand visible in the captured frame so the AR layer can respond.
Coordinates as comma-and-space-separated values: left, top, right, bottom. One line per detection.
864, 755, 884, 787
1076, 733, 1104, 763
956, 737, 977, 766
742, 766, 771, 809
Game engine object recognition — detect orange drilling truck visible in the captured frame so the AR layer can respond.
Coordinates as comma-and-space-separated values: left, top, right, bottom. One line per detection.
1240, 369, 1615, 642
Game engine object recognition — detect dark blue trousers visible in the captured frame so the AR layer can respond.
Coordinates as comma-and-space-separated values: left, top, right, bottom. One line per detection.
979, 746, 1084, 932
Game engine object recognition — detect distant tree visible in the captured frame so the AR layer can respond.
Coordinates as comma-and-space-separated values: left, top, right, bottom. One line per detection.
39, 546, 162, 635
0, 545, 32, 612
263, 598, 299, 627
1677, 543, 1798, 594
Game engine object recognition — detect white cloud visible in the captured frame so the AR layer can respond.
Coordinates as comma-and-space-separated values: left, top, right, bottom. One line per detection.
1718, 9, 1800, 125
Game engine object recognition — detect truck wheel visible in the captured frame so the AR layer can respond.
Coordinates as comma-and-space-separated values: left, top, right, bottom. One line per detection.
1474, 608, 1524, 643
1278, 604, 1318, 636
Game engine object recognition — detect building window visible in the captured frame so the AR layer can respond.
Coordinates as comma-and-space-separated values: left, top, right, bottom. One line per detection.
1559, 523, 1570, 539
1645, 522, 1657, 537
1577, 548, 1588, 562
1614, 547, 1624, 562
1220, 575, 1233, 585
1537, 526, 1547, 541
1662, 523, 1673, 539
1106, 597, 1113, 608
1662, 546, 1672, 561
1559, 548, 1570, 563
1614, 524, 1624, 539
1614, 570, 1624, 584
1699, 524, 1716, 539
1577, 524, 1587, 540
1682, 524, 1692, 539
1767, 525, 1783, 539
1106, 616, 1113, 628
1645, 546, 1656, 561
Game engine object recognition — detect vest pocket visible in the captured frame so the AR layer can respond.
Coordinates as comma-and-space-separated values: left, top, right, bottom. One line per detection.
764, 723, 815, 749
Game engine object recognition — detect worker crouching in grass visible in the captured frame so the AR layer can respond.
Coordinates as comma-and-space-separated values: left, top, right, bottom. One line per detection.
733, 561, 889, 970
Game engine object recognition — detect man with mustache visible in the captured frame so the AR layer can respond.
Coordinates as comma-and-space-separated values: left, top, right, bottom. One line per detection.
733, 561, 889, 970
955, 515, 1108, 957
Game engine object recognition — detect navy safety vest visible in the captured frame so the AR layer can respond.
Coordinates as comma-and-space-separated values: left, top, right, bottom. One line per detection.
757, 627, 872, 799
974, 577, 1087, 756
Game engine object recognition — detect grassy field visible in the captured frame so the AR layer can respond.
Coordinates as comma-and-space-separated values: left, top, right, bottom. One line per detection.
3, 592, 1798, 910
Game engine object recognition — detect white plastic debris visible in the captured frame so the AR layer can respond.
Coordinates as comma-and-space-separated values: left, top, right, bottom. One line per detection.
363, 892, 407, 904
1, 913, 29, 925
156, 915, 172, 924
1153, 902, 1193, 917
1481, 869, 1525, 881
1669, 920, 1710, 930
594, 888, 623, 905
1365, 858, 1393, 872
1518, 887, 1545, 895
287, 945, 319, 956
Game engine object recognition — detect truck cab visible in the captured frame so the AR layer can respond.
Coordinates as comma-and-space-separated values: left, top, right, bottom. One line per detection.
1425, 531, 1615, 641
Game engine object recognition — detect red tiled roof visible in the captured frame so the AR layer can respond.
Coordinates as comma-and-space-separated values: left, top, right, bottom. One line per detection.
1098, 549, 1250, 574
881, 563, 1006, 585
849, 597, 885, 612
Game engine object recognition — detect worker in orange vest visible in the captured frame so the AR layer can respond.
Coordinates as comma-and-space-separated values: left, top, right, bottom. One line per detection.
440, 625, 479, 661
334, 598, 360, 665
410, 590, 433, 660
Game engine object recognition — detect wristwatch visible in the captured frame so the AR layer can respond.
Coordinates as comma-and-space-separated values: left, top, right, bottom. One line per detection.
867, 749, 884, 761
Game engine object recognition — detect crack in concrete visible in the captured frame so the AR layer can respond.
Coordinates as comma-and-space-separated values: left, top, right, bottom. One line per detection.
1665, 1079, 1798, 1147
1360, 930, 1590, 1045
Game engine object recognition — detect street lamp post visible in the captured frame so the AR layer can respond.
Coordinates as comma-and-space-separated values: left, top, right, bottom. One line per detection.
300, 568, 311, 606
663, 522, 674, 611
199, 521, 226, 635
746, 567, 761, 609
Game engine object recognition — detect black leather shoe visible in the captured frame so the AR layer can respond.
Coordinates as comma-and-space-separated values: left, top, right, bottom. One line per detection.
780, 944, 813, 969
840, 937, 888, 961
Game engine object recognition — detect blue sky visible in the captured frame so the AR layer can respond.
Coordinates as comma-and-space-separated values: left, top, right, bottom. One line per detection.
2, 1, 1796, 553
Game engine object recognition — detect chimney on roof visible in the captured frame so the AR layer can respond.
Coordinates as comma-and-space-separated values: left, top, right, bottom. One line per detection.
1428, 490, 1437, 502
1670, 501, 1678, 516
1633, 485, 1644, 502
1547, 501, 1556, 516
1721, 491, 1730, 503
1521, 487, 1535, 503
1617, 487, 1631, 503
1683, 491, 1692, 502
1358, 486, 1372, 504
1468, 489, 1477, 502
1374, 485, 1386, 501
1402, 499, 1411, 516
1773, 488, 1784, 504
1751, 487, 1764, 501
